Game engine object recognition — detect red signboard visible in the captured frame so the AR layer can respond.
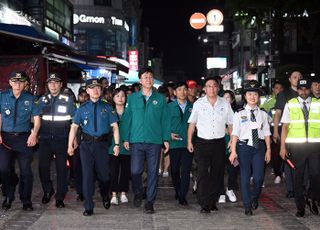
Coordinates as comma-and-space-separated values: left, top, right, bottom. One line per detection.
128, 50, 138, 71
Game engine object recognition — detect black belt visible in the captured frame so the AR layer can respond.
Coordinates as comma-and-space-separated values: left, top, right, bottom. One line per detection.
238, 139, 264, 144
82, 132, 110, 142
1, 131, 29, 137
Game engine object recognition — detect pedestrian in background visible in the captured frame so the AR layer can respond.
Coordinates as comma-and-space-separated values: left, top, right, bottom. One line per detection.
229, 80, 271, 216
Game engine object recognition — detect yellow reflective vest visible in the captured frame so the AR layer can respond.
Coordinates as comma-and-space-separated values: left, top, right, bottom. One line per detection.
286, 97, 320, 143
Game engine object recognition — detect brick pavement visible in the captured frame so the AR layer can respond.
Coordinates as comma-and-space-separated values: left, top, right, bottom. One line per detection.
0, 162, 319, 230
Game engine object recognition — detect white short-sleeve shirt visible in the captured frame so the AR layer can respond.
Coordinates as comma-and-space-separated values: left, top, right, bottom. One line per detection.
232, 104, 271, 147
188, 96, 234, 139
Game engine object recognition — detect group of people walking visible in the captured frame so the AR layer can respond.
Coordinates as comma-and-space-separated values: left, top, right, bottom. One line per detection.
0, 68, 320, 218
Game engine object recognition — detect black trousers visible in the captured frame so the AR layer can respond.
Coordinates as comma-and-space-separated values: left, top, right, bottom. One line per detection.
38, 138, 68, 200
194, 137, 225, 208
169, 148, 193, 201
0, 132, 33, 204
109, 154, 130, 193
80, 141, 110, 210
288, 143, 320, 210
72, 147, 83, 195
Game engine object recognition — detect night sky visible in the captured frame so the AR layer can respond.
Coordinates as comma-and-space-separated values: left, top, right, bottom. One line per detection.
141, 0, 223, 82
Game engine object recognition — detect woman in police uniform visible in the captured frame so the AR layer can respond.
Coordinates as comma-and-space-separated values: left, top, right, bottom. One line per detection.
229, 80, 271, 215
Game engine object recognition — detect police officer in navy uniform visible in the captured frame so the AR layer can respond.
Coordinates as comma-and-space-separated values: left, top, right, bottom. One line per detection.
0, 71, 40, 211
229, 80, 271, 216
67, 79, 120, 216
38, 73, 76, 208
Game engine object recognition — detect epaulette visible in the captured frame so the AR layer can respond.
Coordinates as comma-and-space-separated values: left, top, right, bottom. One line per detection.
79, 101, 89, 107
237, 107, 245, 112
58, 94, 69, 102
260, 108, 268, 114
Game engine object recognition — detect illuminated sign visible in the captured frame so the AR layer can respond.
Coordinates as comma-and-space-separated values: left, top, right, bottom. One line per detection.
207, 9, 224, 25
73, 14, 105, 24
128, 50, 139, 71
0, 5, 31, 26
206, 57, 227, 69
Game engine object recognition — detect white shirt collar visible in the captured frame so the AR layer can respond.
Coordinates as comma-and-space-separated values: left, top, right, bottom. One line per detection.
297, 96, 311, 104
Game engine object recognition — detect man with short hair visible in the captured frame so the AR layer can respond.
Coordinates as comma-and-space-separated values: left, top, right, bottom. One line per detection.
187, 76, 234, 213
122, 67, 171, 214
38, 73, 76, 208
273, 71, 302, 197
0, 71, 40, 211
311, 77, 320, 99
280, 78, 320, 217
68, 79, 120, 216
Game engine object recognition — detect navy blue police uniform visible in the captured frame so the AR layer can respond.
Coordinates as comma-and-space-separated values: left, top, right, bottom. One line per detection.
0, 71, 40, 210
72, 79, 118, 214
38, 73, 76, 207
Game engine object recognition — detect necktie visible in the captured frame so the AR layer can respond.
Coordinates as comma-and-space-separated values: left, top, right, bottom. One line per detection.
13, 98, 19, 128
93, 102, 97, 132
302, 101, 309, 137
250, 110, 259, 149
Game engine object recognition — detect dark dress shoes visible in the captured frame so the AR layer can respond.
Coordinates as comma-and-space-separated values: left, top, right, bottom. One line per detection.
286, 191, 294, 198
245, 208, 253, 216
56, 200, 65, 208
133, 194, 142, 207
2, 197, 13, 210
42, 190, 55, 204
296, 209, 305, 217
103, 197, 111, 209
83, 209, 93, 216
144, 202, 155, 214
210, 204, 218, 211
306, 198, 319, 215
23, 202, 34, 211
77, 194, 84, 202
179, 199, 188, 206
200, 206, 211, 213
251, 198, 259, 210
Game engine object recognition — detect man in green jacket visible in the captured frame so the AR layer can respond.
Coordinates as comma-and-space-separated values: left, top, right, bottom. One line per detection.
122, 67, 171, 214
168, 81, 193, 206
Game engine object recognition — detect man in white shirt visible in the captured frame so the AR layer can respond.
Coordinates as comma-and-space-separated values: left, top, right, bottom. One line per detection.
187, 76, 234, 213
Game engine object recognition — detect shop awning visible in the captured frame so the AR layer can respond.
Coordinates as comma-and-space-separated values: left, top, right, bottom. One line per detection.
0, 23, 54, 44
43, 47, 117, 70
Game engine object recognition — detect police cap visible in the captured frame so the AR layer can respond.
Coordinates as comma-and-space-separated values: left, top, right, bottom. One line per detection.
297, 78, 311, 89
310, 76, 320, 84
244, 80, 261, 93
78, 86, 87, 94
47, 73, 62, 82
10, 71, 28, 82
85, 78, 101, 88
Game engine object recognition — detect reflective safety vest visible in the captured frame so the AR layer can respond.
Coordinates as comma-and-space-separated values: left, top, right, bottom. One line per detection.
286, 97, 320, 143
39, 93, 75, 139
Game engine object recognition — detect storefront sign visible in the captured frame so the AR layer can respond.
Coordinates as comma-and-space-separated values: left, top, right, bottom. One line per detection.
73, 14, 105, 24
128, 50, 139, 71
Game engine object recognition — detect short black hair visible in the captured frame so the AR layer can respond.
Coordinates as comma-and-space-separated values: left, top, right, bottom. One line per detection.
173, 81, 188, 90
204, 76, 220, 86
138, 67, 153, 79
